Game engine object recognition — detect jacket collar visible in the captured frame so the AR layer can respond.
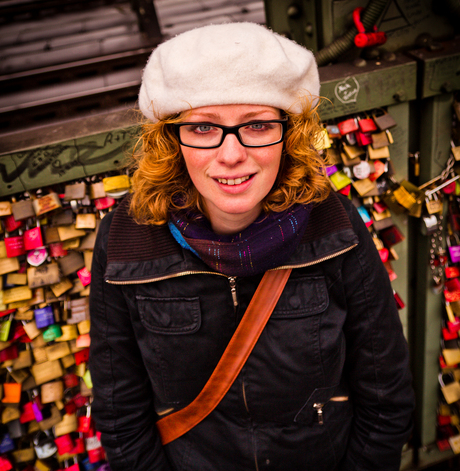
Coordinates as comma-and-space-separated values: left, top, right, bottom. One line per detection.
105, 192, 358, 284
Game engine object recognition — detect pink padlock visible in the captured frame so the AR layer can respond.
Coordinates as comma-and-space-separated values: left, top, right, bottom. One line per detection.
77, 267, 91, 287
94, 196, 115, 210
49, 242, 68, 258
24, 222, 44, 251
355, 131, 373, 146
55, 434, 74, 455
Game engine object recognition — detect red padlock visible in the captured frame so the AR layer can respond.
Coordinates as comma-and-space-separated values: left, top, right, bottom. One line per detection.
55, 434, 74, 455
77, 405, 92, 433
75, 348, 90, 366
0, 456, 13, 471
0, 344, 18, 362
20, 401, 36, 424
355, 131, 373, 147
3, 215, 23, 233
63, 373, 80, 389
94, 196, 115, 211
4, 232, 25, 258
353, 7, 387, 48
337, 117, 358, 136
49, 242, 68, 258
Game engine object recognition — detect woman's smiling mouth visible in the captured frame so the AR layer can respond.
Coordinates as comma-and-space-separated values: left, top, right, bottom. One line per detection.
216, 175, 252, 185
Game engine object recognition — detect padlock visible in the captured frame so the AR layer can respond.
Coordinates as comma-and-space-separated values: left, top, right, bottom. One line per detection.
57, 224, 86, 242
27, 247, 48, 268
12, 344, 33, 370
12, 195, 35, 222
11, 439, 36, 463
49, 242, 68, 258
43, 324, 63, 343
0, 431, 15, 454
56, 325, 78, 342
357, 114, 377, 133
28, 262, 61, 289
59, 458, 80, 471
33, 430, 58, 459
2, 381, 22, 404
0, 455, 12, 471
24, 220, 44, 251
373, 108, 397, 131
33, 191, 62, 217
77, 267, 91, 287
64, 182, 86, 202
0, 314, 13, 342
3, 214, 23, 233
426, 193, 443, 215
34, 305, 55, 329
77, 404, 92, 433
54, 433, 74, 455
448, 234, 460, 264
20, 397, 37, 424
0, 344, 18, 363
439, 372, 460, 404
94, 196, 115, 211
368, 144, 390, 160
90, 181, 106, 199
355, 131, 373, 147
54, 413, 78, 437
75, 348, 89, 365
337, 117, 358, 136
4, 230, 25, 258
41, 381, 64, 404
0, 201, 12, 217
58, 252, 85, 278
31, 360, 64, 386
75, 211, 97, 230
102, 174, 130, 195
70, 433, 85, 454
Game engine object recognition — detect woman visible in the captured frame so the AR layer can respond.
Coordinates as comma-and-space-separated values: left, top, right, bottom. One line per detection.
89, 22, 414, 471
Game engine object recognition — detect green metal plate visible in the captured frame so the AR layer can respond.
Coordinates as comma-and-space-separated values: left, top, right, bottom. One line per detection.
409, 38, 460, 98
318, 55, 417, 121
76, 127, 136, 177
8, 139, 87, 194
0, 154, 26, 195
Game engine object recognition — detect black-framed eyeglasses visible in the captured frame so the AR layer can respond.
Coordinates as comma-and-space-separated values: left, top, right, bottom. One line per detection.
173, 118, 288, 149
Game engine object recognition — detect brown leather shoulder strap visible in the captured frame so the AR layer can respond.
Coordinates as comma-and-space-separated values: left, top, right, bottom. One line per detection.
156, 268, 292, 445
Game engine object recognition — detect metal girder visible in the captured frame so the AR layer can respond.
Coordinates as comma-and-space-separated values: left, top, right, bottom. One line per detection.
0, 110, 137, 196
318, 53, 417, 121
409, 38, 460, 99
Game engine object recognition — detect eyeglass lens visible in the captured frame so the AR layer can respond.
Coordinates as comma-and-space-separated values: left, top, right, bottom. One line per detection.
178, 122, 283, 148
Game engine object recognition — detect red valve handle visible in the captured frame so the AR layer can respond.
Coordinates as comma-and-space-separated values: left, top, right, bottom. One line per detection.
353, 7, 366, 33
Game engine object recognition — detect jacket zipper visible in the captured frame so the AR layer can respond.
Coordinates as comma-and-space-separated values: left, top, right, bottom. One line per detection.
313, 396, 349, 425
229, 276, 251, 415
105, 243, 358, 285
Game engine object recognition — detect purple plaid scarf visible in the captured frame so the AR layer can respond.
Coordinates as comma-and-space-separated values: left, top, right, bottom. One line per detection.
168, 204, 312, 276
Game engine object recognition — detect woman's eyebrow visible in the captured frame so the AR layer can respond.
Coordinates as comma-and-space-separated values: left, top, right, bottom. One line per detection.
189, 111, 278, 121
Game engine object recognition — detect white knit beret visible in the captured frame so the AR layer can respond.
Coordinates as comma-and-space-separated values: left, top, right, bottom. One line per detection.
138, 22, 320, 121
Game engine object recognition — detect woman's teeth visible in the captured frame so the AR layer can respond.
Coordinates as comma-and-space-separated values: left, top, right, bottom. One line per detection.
217, 175, 250, 185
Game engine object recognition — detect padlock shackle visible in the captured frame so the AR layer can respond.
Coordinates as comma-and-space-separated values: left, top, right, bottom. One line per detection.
353, 7, 366, 33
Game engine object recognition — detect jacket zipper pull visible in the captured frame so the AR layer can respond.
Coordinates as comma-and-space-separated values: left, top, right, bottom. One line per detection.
313, 403, 324, 425
228, 276, 238, 307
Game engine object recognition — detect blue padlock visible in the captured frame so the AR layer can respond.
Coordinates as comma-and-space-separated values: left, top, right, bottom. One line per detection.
0, 432, 15, 453
34, 305, 55, 329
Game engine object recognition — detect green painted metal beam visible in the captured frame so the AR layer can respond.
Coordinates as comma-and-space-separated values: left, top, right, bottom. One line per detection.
318, 54, 417, 121
409, 38, 460, 99
411, 93, 454, 447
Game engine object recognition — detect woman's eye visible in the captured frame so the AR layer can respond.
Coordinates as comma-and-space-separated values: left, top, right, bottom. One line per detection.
248, 123, 273, 131
194, 125, 214, 133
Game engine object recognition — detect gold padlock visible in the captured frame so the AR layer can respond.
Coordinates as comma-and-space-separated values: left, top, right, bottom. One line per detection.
31, 360, 64, 385
55, 325, 78, 342
45, 342, 71, 361
3, 286, 33, 304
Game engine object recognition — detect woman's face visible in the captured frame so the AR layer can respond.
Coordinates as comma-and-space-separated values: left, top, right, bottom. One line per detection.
180, 104, 283, 234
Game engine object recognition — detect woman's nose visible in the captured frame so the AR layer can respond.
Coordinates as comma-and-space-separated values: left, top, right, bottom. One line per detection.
216, 134, 248, 166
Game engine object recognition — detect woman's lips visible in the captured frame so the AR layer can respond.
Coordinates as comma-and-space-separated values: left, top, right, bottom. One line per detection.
216, 175, 252, 186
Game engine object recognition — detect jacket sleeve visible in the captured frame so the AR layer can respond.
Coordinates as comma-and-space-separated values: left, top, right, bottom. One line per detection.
89, 211, 173, 471
337, 198, 414, 471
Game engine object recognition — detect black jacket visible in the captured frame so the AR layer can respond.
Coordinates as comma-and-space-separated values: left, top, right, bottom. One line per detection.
89, 192, 414, 471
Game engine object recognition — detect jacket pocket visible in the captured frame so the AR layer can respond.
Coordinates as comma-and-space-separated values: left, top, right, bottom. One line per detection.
271, 275, 328, 318
294, 385, 353, 425
137, 296, 201, 335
